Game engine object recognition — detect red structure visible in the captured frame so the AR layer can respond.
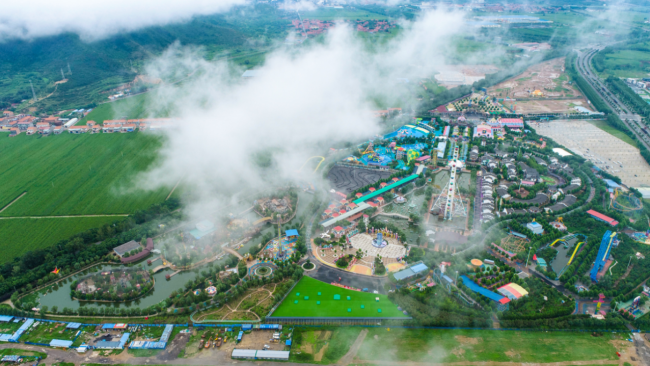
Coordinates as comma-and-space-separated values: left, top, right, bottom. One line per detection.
121, 238, 154, 264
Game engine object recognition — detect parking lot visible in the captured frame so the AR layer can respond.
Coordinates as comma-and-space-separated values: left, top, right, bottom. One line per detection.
536, 120, 650, 188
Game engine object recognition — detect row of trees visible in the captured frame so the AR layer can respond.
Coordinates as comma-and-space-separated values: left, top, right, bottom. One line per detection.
3, 199, 181, 301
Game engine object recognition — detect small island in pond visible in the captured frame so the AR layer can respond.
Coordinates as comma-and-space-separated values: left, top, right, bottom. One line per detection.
71, 268, 153, 302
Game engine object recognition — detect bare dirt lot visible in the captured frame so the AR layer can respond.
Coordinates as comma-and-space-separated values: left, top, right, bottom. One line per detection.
488, 58, 594, 114
536, 120, 650, 188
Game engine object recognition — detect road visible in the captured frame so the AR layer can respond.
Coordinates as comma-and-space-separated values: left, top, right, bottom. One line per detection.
575, 48, 650, 151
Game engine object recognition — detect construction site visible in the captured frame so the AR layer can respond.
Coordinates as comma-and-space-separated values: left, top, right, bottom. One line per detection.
487, 57, 594, 114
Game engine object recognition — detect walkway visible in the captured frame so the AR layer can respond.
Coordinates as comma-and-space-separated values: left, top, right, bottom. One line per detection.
223, 247, 243, 260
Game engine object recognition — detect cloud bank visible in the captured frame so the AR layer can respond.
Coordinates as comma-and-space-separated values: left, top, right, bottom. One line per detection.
0, 0, 247, 41
137, 9, 467, 221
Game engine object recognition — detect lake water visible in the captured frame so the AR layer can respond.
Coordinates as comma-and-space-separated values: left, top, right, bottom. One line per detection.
34, 264, 204, 310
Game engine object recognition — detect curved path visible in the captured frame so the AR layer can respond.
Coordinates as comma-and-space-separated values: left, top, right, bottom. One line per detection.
194, 284, 277, 322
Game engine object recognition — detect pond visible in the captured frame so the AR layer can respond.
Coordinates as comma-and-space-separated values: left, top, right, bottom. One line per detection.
32, 263, 208, 310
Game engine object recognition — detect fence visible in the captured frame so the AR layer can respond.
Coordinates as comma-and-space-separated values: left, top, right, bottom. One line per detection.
265, 317, 412, 325
24, 341, 50, 347
291, 324, 639, 333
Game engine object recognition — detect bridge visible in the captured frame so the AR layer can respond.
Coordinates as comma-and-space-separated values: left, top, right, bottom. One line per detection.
223, 247, 243, 260
253, 217, 272, 226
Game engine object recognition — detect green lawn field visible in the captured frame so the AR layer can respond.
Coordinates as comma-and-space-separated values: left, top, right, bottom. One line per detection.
588, 120, 638, 148
78, 94, 150, 125
0, 133, 169, 216
271, 276, 406, 318
0, 217, 120, 262
354, 328, 620, 363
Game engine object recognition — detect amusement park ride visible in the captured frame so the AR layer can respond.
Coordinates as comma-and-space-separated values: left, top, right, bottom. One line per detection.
430, 146, 467, 221
610, 188, 643, 212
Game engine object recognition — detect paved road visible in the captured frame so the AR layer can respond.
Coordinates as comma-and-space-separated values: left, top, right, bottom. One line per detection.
575, 48, 650, 151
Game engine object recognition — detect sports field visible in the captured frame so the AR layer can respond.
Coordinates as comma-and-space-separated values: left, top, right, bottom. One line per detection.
271, 276, 407, 318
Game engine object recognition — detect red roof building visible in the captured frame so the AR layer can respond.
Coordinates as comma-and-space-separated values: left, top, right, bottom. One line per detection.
355, 193, 363, 198
369, 187, 376, 192
586, 209, 619, 226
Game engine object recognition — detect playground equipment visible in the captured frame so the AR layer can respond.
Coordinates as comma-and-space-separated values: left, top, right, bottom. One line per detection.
557, 217, 563, 223
430, 146, 467, 221
590, 231, 618, 282
610, 188, 643, 212
299, 156, 326, 173
360, 142, 377, 158
566, 242, 584, 266
594, 293, 606, 313
406, 149, 420, 164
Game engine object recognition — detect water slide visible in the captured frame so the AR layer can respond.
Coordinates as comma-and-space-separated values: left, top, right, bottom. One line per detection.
567, 242, 583, 266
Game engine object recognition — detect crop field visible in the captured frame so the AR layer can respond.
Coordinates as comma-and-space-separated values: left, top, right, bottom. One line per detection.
299, 8, 388, 20
78, 93, 151, 125
597, 49, 650, 78
0, 132, 170, 261
271, 277, 406, 318
0, 133, 168, 216
0, 217, 121, 262
354, 328, 620, 363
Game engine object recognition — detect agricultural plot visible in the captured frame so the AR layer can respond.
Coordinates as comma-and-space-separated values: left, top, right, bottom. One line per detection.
595, 47, 650, 79
487, 57, 593, 114
355, 328, 620, 363
0, 133, 169, 216
0, 217, 121, 262
21, 322, 91, 345
271, 276, 406, 318
77, 93, 152, 125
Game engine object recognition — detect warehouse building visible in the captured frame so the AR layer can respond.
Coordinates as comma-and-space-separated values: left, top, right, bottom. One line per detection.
232, 349, 290, 361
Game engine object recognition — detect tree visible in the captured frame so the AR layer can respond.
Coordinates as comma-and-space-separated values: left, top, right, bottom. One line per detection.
238, 261, 247, 278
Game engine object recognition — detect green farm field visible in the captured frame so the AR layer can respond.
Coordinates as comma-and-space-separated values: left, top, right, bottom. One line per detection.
78, 94, 152, 125
0, 217, 120, 262
271, 276, 406, 318
354, 328, 621, 363
0, 133, 169, 216
299, 8, 387, 21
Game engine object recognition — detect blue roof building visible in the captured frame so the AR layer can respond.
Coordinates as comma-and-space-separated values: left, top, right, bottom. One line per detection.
285, 229, 299, 238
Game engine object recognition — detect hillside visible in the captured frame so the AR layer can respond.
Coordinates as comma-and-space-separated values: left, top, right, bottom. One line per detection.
0, 4, 289, 114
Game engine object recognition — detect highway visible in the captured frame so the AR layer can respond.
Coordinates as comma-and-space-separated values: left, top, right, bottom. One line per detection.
575, 48, 650, 151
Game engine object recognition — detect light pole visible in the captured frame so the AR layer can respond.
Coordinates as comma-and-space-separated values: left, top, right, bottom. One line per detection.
455, 270, 458, 284
525, 246, 532, 267
627, 255, 633, 270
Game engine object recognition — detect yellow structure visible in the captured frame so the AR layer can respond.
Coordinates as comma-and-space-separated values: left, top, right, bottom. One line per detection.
531, 90, 544, 97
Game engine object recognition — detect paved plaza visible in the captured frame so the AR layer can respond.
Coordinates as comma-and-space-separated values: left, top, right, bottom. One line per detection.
349, 233, 407, 259
536, 120, 650, 188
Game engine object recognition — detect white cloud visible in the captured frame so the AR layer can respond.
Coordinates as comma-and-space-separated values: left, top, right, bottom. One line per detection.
0, 0, 247, 41
134, 9, 467, 223
280, 0, 317, 12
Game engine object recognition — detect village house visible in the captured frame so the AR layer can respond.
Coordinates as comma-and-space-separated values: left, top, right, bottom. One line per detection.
68, 125, 88, 134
